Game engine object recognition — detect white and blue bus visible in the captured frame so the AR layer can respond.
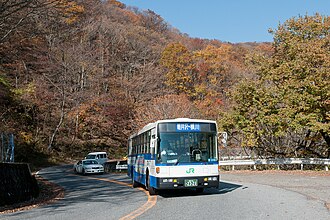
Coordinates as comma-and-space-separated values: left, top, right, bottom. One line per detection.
127, 118, 220, 195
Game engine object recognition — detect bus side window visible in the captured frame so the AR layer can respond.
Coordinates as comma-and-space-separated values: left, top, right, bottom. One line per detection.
143, 133, 147, 153
147, 131, 151, 154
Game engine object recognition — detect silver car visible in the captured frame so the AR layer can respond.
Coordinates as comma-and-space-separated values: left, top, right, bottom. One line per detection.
74, 159, 104, 175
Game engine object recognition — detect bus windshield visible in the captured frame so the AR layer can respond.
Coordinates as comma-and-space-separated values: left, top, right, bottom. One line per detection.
158, 132, 217, 164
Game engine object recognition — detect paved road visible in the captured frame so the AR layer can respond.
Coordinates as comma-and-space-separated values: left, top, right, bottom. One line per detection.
137, 177, 330, 220
221, 170, 330, 210
1, 167, 329, 220
0, 166, 147, 220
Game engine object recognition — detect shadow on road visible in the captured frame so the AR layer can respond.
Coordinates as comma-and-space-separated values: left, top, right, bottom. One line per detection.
5, 166, 143, 218
6, 166, 243, 218
158, 181, 243, 198
218, 181, 244, 193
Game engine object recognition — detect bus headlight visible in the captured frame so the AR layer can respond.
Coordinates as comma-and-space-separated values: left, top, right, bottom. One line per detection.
162, 178, 177, 183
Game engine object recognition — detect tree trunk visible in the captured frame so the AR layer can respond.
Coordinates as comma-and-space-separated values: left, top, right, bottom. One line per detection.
48, 90, 65, 151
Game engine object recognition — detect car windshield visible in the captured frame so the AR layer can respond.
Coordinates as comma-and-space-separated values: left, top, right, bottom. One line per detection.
86, 155, 96, 159
157, 132, 218, 164
83, 160, 98, 165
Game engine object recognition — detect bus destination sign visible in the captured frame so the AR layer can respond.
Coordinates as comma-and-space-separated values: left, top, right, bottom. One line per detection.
176, 123, 201, 132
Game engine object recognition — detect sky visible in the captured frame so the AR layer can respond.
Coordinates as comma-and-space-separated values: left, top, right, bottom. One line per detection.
119, 0, 330, 43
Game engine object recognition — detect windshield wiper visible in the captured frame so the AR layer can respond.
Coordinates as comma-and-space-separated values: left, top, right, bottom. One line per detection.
175, 154, 185, 165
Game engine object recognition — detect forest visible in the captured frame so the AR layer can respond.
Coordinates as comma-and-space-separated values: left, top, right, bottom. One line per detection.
0, 0, 329, 165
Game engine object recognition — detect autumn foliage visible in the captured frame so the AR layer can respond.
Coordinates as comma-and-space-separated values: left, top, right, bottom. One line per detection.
222, 14, 330, 158
0, 1, 328, 162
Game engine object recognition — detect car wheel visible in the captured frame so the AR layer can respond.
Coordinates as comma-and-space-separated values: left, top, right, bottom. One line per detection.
82, 168, 86, 175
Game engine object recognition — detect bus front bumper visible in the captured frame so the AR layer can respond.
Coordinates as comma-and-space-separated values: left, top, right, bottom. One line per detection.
156, 176, 219, 190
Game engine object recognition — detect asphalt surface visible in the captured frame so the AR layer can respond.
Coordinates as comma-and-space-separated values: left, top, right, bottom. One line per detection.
137, 181, 330, 220
220, 170, 330, 210
1, 167, 329, 220
0, 166, 147, 220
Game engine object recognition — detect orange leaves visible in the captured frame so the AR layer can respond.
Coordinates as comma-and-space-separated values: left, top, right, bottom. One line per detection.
63, 2, 84, 24
51, 0, 84, 24
161, 42, 241, 107
194, 96, 223, 119
160, 43, 195, 94
194, 45, 231, 100
195, 44, 235, 74
67, 94, 132, 140
160, 41, 251, 120
108, 0, 125, 9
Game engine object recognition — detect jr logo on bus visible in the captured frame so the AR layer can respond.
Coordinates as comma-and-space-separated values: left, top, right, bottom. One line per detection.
186, 168, 195, 174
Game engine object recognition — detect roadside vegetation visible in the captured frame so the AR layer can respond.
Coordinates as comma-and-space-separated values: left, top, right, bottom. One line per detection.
0, 0, 329, 168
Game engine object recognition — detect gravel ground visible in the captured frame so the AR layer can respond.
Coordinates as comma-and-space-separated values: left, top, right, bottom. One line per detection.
221, 170, 330, 210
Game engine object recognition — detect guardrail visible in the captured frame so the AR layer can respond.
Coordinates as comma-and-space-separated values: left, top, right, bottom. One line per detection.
110, 158, 330, 171
104, 160, 128, 172
116, 164, 128, 171
219, 158, 330, 171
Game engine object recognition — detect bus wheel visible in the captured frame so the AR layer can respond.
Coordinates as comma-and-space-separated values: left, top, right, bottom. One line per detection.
132, 171, 138, 188
146, 172, 156, 195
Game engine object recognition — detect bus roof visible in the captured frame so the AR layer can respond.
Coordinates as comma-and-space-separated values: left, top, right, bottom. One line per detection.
156, 118, 216, 124
130, 118, 217, 139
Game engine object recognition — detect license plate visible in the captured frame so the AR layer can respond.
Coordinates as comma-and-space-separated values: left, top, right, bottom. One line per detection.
184, 179, 198, 187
